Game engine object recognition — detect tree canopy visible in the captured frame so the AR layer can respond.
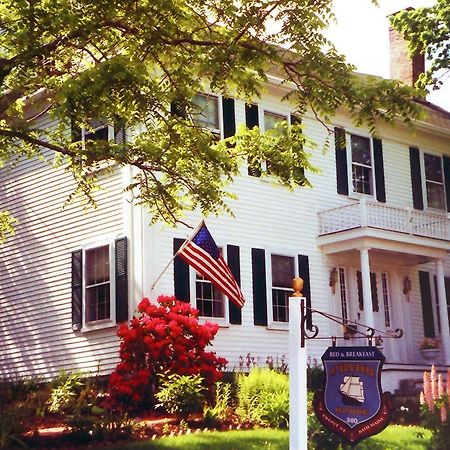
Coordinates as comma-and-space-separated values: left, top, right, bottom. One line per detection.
390, 0, 450, 91
0, 0, 420, 229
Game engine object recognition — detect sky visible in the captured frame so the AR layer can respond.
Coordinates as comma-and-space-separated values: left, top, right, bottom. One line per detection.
326, 0, 450, 111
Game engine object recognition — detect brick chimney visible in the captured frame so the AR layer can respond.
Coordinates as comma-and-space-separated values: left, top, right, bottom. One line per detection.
389, 8, 425, 86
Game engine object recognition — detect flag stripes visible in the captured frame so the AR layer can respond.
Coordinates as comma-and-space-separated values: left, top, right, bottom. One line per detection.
177, 223, 245, 309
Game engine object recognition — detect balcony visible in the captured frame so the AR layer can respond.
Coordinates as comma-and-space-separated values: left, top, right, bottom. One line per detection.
317, 199, 450, 259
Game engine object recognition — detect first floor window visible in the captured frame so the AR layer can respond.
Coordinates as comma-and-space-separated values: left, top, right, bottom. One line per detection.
195, 273, 225, 318
271, 255, 295, 323
339, 267, 349, 324
85, 245, 111, 323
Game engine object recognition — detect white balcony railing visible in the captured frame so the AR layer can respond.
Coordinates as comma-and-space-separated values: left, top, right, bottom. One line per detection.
318, 199, 450, 241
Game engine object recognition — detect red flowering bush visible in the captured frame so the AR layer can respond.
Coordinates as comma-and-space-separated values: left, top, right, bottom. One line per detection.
108, 295, 227, 410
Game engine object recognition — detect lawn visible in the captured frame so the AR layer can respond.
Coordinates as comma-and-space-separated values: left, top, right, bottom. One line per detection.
105, 425, 432, 449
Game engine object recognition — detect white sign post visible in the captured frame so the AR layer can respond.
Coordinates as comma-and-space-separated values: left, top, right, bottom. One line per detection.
289, 282, 308, 450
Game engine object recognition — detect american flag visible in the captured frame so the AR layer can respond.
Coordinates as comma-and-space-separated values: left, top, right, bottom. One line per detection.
177, 222, 245, 309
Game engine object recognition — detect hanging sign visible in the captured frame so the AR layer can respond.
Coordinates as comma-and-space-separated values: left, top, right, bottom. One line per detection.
313, 346, 391, 445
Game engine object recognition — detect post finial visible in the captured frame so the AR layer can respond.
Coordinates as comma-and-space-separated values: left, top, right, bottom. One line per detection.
292, 277, 304, 297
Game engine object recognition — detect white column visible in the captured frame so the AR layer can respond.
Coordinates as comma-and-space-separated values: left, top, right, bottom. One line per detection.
360, 248, 375, 329
289, 296, 307, 450
435, 259, 450, 365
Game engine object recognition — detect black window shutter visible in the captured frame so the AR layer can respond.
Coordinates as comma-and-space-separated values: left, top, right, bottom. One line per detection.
252, 248, 267, 326
335, 127, 348, 195
373, 138, 386, 203
227, 245, 242, 325
222, 97, 236, 139
246, 104, 261, 177
71, 117, 81, 143
446, 277, 450, 331
115, 237, 129, 323
174, 238, 190, 303
356, 271, 364, 311
298, 254, 312, 330
370, 273, 379, 312
419, 271, 435, 338
170, 101, 186, 118
443, 156, 450, 212
434, 275, 441, 334
409, 147, 424, 210
114, 122, 126, 144
71, 250, 83, 331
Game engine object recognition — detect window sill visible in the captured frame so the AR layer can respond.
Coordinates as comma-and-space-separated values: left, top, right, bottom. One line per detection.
267, 321, 289, 331
80, 319, 117, 333
198, 316, 230, 328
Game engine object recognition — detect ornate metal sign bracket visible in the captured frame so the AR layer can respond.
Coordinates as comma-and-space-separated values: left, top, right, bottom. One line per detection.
299, 299, 403, 348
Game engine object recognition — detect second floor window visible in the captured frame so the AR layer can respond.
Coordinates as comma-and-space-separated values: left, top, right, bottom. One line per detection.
351, 134, 373, 195
424, 153, 446, 210
193, 94, 220, 133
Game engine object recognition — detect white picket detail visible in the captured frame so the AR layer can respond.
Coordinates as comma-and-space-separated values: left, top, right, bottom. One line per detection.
318, 200, 450, 240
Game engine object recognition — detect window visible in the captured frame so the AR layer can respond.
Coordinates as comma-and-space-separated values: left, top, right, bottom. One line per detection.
192, 247, 227, 320
192, 94, 220, 134
271, 255, 295, 323
195, 274, 225, 318
339, 267, 349, 324
85, 245, 111, 323
351, 134, 373, 195
424, 153, 446, 210
381, 272, 391, 328
80, 119, 126, 146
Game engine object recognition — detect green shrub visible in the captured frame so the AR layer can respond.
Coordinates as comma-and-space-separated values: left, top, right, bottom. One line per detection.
204, 381, 232, 426
47, 370, 84, 414
155, 373, 205, 418
236, 368, 289, 428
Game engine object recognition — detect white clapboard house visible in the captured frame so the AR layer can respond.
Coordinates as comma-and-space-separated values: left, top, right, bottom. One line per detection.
1, 27, 449, 394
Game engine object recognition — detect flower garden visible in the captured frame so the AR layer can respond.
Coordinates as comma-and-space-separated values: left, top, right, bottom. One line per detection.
0, 296, 446, 449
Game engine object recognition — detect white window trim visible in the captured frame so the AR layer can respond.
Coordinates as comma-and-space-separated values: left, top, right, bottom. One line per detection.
266, 249, 299, 330
188, 242, 230, 327
345, 131, 376, 200
420, 150, 447, 212
192, 93, 224, 139
81, 237, 117, 332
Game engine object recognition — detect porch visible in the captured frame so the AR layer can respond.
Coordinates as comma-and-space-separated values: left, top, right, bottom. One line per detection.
316, 198, 450, 372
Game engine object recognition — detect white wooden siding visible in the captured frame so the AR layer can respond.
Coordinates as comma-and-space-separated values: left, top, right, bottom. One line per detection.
1, 89, 449, 384
0, 114, 126, 379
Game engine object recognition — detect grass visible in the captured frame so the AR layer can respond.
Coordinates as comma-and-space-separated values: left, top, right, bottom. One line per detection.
104, 425, 432, 450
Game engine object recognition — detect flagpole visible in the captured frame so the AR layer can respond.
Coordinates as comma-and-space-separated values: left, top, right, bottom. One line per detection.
150, 219, 205, 291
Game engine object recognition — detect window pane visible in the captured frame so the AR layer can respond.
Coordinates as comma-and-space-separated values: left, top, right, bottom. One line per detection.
193, 94, 219, 130
271, 255, 295, 288
196, 270, 224, 318
352, 164, 372, 195
272, 289, 289, 322
426, 182, 446, 209
86, 246, 110, 286
264, 112, 285, 131
351, 135, 371, 165
424, 153, 443, 183
85, 120, 109, 142
86, 284, 110, 322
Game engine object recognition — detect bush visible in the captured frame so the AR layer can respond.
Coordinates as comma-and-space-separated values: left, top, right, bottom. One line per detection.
236, 368, 289, 428
204, 381, 233, 426
108, 296, 227, 410
0, 404, 26, 449
155, 373, 205, 418
47, 370, 84, 414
